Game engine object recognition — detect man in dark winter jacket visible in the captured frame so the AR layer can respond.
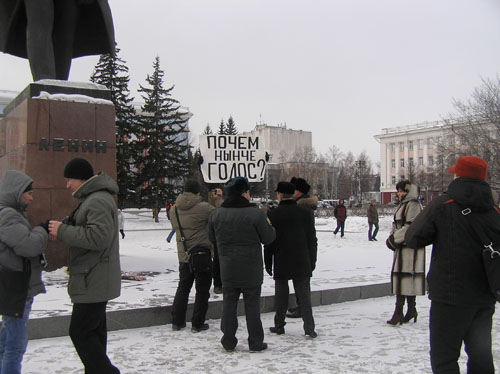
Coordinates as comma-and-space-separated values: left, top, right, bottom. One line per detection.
290, 177, 318, 210
367, 200, 379, 241
49, 158, 120, 374
287, 177, 318, 318
405, 156, 498, 374
265, 182, 317, 338
170, 180, 214, 332
333, 199, 347, 237
208, 177, 275, 352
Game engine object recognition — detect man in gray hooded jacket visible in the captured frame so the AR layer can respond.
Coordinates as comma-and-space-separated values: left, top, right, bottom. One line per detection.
49, 158, 120, 374
0, 170, 48, 374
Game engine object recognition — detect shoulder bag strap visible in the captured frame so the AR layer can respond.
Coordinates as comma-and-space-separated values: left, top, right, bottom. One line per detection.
451, 200, 500, 258
174, 206, 189, 254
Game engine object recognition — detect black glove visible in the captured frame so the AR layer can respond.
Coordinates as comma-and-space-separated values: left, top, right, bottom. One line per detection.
197, 155, 204, 166
386, 234, 400, 251
38, 220, 49, 233
266, 266, 273, 276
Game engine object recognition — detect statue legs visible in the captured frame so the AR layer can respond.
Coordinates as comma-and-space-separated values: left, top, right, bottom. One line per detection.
25, 0, 56, 81
24, 0, 79, 81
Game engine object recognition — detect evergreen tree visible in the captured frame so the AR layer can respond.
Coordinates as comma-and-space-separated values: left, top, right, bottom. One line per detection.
217, 119, 226, 135
134, 56, 191, 221
90, 45, 137, 208
225, 116, 238, 135
203, 124, 213, 135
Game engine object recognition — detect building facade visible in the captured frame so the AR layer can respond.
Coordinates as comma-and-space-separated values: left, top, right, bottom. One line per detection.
374, 121, 450, 204
240, 123, 312, 162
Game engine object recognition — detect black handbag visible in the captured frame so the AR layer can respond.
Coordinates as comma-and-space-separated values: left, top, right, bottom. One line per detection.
460, 206, 500, 302
0, 259, 31, 318
174, 207, 212, 273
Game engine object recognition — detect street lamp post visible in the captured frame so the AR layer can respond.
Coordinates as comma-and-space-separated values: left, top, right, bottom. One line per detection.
355, 160, 366, 204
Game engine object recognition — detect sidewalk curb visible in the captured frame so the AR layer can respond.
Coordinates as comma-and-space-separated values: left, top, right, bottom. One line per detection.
27, 282, 391, 340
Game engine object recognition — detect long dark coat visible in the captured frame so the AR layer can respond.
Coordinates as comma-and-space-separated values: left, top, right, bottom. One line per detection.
264, 199, 317, 280
0, 0, 114, 58
405, 177, 497, 307
207, 195, 276, 289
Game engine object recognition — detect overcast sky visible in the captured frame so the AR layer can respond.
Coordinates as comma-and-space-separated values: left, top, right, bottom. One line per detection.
1, 0, 499, 164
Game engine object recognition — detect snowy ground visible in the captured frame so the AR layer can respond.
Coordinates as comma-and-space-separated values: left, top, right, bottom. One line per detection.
22, 210, 500, 373
24, 296, 500, 374
32, 210, 400, 318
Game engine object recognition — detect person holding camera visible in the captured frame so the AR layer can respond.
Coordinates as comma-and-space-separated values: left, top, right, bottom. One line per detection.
0, 171, 48, 374
170, 180, 215, 332
48, 158, 120, 374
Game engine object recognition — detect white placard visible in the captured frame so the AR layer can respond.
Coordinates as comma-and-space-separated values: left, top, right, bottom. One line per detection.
199, 135, 268, 183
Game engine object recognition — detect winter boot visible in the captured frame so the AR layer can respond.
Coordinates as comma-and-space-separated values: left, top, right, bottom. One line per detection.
386, 295, 405, 325
403, 296, 418, 323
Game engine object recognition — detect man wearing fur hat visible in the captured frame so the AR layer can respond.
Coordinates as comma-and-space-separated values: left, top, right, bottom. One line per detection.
290, 177, 318, 211
48, 158, 120, 374
208, 176, 275, 352
287, 177, 318, 318
406, 156, 498, 373
265, 181, 317, 338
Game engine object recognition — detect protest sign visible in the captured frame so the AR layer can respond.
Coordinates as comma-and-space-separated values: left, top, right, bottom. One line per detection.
199, 135, 268, 183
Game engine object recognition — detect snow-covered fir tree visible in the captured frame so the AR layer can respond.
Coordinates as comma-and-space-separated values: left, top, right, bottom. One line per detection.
225, 116, 238, 135
135, 56, 191, 221
90, 45, 137, 208
217, 119, 226, 135
203, 124, 213, 135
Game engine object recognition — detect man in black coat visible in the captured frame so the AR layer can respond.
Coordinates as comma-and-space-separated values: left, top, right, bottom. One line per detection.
208, 177, 276, 352
405, 156, 498, 374
265, 181, 318, 338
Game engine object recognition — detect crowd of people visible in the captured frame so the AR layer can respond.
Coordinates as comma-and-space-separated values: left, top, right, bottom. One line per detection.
0, 155, 498, 373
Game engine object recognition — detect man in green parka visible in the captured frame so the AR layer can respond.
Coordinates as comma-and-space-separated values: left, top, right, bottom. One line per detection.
49, 158, 120, 374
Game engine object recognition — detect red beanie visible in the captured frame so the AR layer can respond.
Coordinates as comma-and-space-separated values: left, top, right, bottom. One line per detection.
448, 156, 488, 181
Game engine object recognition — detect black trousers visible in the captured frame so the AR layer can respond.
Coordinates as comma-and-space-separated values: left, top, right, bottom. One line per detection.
69, 302, 119, 374
368, 222, 379, 240
221, 286, 264, 350
171, 262, 212, 328
430, 300, 495, 374
334, 220, 345, 237
212, 244, 222, 288
274, 278, 315, 333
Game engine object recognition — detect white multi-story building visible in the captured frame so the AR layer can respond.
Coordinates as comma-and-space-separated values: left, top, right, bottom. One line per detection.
240, 123, 312, 162
374, 121, 450, 204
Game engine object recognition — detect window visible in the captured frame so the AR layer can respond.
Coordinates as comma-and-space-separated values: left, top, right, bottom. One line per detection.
409, 141, 413, 150
390, 143, 395, 152
399, 142, 404, 150
418, 157, 424, 166
391, 159, 396, 168
391, 176, 396, 185
418, 140, 423, 150
400, 159, 405, 167
428, 156, 434, 166
409, 158, 414, 167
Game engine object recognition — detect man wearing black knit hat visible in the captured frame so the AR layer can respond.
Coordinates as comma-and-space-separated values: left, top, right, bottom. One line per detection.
48, 158, 121, 374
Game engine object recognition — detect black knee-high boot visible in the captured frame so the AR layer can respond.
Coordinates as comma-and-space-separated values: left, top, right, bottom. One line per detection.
387, 295, 405, 325
403, 296, 418, 323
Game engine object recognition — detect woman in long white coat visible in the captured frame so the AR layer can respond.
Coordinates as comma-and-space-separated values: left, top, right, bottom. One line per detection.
385, 180, 425, 325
